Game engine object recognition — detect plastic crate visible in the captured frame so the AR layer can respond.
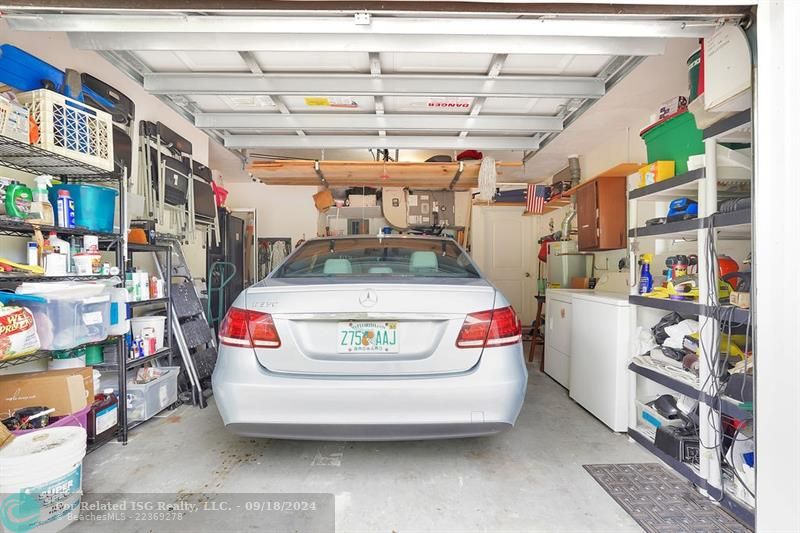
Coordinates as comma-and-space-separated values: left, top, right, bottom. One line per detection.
1, 292, 110, 351
636, 400, 685, 432
17, 89, 114, 171
126, 366, 180, 423
11, 404, 91, 436
0, 97, 30, 143
640, 111, 704, 175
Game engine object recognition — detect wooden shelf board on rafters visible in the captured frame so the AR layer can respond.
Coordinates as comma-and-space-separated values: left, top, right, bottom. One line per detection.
248, 160, 525, 190
562, 162, 642, 196
523, 162, 642, 216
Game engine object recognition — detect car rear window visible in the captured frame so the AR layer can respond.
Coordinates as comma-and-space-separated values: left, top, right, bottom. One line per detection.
274, 238, 480, 278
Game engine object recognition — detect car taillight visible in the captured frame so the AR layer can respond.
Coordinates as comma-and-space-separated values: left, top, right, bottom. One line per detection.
456, 306, 521, 349
219, 307, 281, 349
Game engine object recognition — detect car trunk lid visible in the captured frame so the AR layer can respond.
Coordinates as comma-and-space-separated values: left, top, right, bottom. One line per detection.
245, 280, 496, 376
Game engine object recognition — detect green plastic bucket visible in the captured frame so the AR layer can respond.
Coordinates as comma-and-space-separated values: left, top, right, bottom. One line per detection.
688, 48, 702, 102
641, 112, 704, 176
84, 345, 104, 365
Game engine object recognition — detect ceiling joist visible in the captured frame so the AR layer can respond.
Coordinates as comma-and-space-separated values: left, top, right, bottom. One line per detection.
195, 113, 563, 133
68, 32, 667, 56
7, 14, 715, 39
144, 73, 606, 99
226, 135, 540, 151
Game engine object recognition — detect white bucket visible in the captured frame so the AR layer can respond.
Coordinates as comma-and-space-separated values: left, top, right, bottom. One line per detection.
0, 427, 87, 533
130, 316, 166, 350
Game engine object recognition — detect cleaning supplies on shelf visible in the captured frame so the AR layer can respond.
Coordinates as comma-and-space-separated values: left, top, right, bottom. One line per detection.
0, 178, 33, 219
26, 241, 38, 267
28, 174, 55, 225
49, 184, 118, 233
55, 188, 76, 228
44, 231, 70, 276
638, 253, 654, 295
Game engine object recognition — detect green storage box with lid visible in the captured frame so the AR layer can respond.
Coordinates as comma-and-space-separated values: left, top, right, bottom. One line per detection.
640, 111, 704, 176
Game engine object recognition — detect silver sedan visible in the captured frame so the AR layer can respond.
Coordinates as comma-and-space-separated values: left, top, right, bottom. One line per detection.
212, 235, 528, 440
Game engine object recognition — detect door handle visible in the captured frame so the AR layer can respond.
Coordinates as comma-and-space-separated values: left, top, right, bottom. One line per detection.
525, 272, 531, 277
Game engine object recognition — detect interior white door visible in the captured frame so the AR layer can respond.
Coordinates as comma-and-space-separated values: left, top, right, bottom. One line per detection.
473, 207, 536, 324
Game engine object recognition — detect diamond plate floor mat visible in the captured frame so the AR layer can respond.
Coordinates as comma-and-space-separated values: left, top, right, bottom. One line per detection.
584, 464, 751, 533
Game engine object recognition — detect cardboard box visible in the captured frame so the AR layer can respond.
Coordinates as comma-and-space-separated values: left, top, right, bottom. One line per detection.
348, 194, 377, 207
0, 367, 94, 418
0, 423, 13, 449
638, 161, 675, 187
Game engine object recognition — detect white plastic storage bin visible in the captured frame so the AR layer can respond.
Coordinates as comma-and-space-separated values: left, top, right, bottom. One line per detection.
126, 367, 180, 423
106, 287, 130, 336
16, 89, 114, 171
636, 400, 686, 432
5, 292, 110, 351
0, 96, 30, 143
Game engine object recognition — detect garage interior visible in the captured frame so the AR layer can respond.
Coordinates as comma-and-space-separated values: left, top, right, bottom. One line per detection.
0, 2, 797, 532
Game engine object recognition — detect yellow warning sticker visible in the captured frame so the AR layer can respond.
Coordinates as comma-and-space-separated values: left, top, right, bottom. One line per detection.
304, 97, 331, 107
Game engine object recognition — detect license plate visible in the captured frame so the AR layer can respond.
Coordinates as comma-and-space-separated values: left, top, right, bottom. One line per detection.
337, 321, 399, 353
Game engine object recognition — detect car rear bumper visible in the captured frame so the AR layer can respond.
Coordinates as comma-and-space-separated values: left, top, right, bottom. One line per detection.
211, 344, 527, 441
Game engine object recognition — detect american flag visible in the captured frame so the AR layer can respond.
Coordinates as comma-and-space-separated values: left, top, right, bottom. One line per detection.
526, 183, 548, 214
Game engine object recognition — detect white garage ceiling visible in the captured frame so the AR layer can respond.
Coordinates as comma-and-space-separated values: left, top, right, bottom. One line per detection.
3, 8, 741, 169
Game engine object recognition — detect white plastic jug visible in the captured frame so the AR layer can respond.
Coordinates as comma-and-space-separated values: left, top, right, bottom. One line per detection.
106, 287, 130, 336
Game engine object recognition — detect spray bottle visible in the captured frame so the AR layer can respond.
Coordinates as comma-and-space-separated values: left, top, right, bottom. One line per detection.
638, 253, 654, 295
29, 175, 55, 225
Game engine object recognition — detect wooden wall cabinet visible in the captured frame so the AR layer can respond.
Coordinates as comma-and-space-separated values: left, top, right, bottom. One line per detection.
566, 165, 637, 251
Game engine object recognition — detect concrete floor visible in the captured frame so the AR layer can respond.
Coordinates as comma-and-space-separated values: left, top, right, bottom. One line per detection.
83, 359, 651, 532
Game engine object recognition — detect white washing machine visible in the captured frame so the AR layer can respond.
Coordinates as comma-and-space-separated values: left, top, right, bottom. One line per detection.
543, 288, 590, 389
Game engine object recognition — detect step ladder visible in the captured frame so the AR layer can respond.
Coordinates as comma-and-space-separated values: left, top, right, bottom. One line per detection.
153, 236, 217, 407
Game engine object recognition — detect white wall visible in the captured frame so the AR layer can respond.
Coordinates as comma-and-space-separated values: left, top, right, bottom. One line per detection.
223, 182, 319, 246
755, 1, 800, 530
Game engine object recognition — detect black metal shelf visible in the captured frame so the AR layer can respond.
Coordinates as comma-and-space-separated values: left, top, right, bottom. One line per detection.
0, 351, 52, 370
0, 274, 115, 285
628, 361, 701, 400
126, 347, 172, 370
629, 168, 706, 201
712, 395, 753, 421
127, 242, 171, 253
629, 295, 704, 316
86, 430, 118, 455
708, 304, 751, 324
629, 208, 751, 242
703, 109, 752, 141
0, 217, 121, 240
710, 208, 751, 230
628, 427, 705, 487
629, 426, 752, 528
128, 297, 170, 308
0, 339, 119, 370
628, 217, 703, 239
0, 134, 117, 180
708, 482, 755, 528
